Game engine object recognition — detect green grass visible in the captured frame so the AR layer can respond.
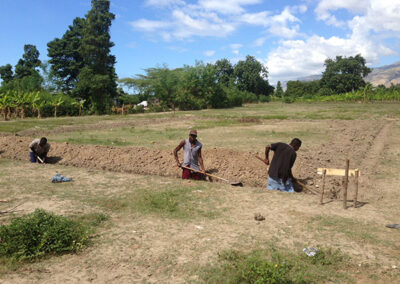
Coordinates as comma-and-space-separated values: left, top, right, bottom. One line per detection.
95, 184, 221, 220
2, 102, 400, 134
0, 210, 108, 273
198, 244, 351, 283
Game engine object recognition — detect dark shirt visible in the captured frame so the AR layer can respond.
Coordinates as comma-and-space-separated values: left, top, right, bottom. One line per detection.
268, 142, 297, 182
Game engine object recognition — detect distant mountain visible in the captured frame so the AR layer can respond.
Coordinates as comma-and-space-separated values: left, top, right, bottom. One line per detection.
280, 61, 400, 89
365, 62, 400, 87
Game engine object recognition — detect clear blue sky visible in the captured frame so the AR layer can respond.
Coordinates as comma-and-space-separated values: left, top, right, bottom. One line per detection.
1, 0, 399, 85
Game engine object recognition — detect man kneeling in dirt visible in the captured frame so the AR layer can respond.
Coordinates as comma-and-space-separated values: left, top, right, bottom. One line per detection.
29, 137, 50, 163
262, 138, 302, 192
174, 130, 206, 180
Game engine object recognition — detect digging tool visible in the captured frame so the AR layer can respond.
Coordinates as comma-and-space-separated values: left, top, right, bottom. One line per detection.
254, 155, 319, 195
37, 156, 44, 164
181, 166, 243, 186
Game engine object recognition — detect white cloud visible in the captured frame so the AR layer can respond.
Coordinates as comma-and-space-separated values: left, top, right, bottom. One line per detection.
204, 50, 216, 56
265, 33, 396, 84
199, 0, 262, 15
240, 6, 303, 39
130, 19, 168, 31
253, 37, 266, 47
170, 9, 236, 39
264, 0, 400, 84
145, 0, 185, 7
229, 43, 242, 54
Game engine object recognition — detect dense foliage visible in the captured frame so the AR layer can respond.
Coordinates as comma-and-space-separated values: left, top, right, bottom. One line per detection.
0, 209, 89, 260
119, 57, 273, 111
320, 54, 371, 94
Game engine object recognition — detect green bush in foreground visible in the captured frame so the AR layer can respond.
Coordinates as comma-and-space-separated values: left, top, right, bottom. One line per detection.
200, 246, 349, 284
0, 209, 103, 261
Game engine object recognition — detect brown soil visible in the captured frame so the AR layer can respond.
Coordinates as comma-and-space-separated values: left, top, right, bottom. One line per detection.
0, 119, 390, 199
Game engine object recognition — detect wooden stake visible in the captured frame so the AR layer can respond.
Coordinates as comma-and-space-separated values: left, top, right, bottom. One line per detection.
320, 169, 326, 205
354, 169, 359, 208
343, 159, 350, 209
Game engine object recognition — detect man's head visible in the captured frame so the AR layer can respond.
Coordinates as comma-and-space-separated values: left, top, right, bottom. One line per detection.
189, 130, 197, 143
290, 138, 302, 151
39, 137, 47, 147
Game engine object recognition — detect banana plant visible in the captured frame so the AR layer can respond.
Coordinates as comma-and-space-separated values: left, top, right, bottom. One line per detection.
51, 95, 64, 118
13, 91, 32, 119
0, 93, 8, 121
32, 91, 47, 119
5, 90, 16, 120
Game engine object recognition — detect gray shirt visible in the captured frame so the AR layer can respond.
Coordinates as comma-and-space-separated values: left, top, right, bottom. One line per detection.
29, 139, 50, 155
183, 138, 202, 170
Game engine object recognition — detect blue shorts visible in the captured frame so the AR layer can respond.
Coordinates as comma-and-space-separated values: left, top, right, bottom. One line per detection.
267, 176, 294, 192
29, 152, 45, 163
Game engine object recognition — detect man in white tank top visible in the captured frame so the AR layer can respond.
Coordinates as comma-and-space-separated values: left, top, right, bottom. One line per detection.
173, 130, 206, 180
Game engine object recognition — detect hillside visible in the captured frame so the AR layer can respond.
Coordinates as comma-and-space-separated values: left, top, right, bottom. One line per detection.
282, 61, 400, 88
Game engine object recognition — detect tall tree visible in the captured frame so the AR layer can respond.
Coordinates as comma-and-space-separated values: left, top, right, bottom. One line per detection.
47, 17, 85, 92
0, 64, 13, 84
320, 54, 371, 94
233, 55, 273, 97
76, 0, 117, 114
275, 81, 284, 98
15, 45, 42, 79
214, 58, 234, 86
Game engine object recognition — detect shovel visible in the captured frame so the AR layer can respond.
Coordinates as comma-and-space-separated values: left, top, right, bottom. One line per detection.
37, 156, 45, 164
181, 166, 243, 186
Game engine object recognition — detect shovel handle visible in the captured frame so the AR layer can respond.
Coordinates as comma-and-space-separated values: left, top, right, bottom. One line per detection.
37, 156, 44, 164
181, 166, 229, 182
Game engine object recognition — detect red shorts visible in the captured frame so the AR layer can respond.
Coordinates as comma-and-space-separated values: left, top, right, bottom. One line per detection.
182, 168, 203, 180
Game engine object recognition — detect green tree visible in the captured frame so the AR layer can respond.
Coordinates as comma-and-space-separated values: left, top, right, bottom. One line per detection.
15, 45, 42, 79
0, 64, 14, 84
47, 17, 85, 92
233, 55, 273, 97
214, 58, 234, 87
76, 0, 117, 114
320, 54, 371, 94
275, 81, 284, 98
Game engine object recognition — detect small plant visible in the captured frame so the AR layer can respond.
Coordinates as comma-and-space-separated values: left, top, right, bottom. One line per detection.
0, 209, 105, 261
199, 245, 350, 284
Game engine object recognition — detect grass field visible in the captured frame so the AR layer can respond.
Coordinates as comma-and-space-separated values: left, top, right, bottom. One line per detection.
1, 102, 400, 283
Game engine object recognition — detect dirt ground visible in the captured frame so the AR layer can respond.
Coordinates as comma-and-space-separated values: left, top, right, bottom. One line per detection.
0, 115, 400, 283
0, 119, 390, 198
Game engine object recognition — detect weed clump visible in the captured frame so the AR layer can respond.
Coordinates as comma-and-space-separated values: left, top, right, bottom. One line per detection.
200, 246, 350, 283
0, 209, 102, 261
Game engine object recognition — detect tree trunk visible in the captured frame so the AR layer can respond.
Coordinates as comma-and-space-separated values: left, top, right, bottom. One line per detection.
79, 106, 82, 116
37, 109, 41, 119
54, 106, 57, 118
6, 107, 11, 120
2, 109, 7, 121
21, 105, 25, 119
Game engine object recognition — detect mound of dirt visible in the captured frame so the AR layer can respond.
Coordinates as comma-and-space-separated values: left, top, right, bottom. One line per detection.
0, 119, 389, 198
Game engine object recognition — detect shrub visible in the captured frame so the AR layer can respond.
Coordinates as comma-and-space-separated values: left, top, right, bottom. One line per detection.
200, 246, 349, 284
0, 209, 92, 260
259, 95, 270, 103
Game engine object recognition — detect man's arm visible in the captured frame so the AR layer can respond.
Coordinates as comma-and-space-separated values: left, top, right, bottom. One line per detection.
264, 145, 271, 165
173, 140, 185, 167
289, 153, 297, 181
198, 148, 205, 173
